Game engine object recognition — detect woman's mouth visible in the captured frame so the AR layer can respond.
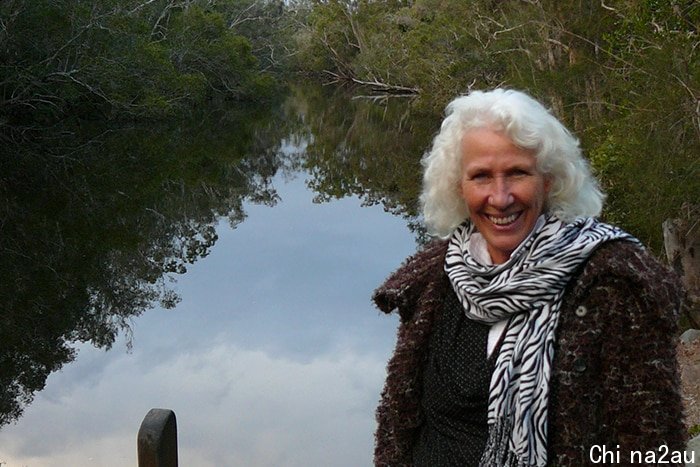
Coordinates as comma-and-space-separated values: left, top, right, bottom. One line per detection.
487, 213, 520, 226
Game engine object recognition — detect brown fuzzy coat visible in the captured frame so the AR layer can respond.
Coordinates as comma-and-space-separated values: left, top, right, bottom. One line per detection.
373, 239, 686, 466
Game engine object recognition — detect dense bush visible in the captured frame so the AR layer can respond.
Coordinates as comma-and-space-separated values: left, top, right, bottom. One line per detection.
0, 0, 288, 127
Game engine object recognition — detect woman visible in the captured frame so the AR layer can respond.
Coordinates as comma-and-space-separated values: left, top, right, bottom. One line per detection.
373, 89, 686, 466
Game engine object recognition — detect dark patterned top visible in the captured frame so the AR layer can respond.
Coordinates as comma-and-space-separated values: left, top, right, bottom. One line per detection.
413, 289, 502, 466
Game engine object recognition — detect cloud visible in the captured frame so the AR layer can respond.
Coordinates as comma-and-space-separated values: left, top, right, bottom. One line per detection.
0, 341, 388, 467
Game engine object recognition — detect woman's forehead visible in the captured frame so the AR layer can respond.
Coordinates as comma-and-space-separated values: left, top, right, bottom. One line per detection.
461, 130, 534, 157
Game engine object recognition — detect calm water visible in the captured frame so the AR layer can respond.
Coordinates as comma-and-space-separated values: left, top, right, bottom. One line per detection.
0, 85, 430, 466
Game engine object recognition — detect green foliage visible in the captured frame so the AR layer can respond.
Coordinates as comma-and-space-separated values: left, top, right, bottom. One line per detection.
0, 0, 301, 424
690, 424, 700, 438
0, 0, 287, 127
166, 6, 265, 99
298, 0, 361, 76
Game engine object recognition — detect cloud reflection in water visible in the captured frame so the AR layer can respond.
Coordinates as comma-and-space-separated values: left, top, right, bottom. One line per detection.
0, 173, 417, 467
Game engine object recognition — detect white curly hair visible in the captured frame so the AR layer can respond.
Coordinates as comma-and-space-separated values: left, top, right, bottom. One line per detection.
420, 88, 604, 237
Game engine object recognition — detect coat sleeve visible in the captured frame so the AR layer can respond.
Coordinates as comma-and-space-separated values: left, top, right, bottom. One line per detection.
548, 242, 687, 466
597, 275, 687, 464
373, 241, 449, 466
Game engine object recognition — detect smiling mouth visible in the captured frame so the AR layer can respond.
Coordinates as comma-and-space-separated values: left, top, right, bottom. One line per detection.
487, 212, 520, 225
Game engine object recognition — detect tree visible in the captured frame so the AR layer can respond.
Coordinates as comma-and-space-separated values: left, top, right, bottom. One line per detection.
0, 0, 282, 129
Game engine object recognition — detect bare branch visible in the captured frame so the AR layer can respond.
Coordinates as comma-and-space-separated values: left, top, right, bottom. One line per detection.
546, 23, 652, 78
493, 23, 527, 38
343, 7, 365, 53
46, 70, 114, 105
672, 73, 700, 136
600, 0, 617, 12
152, 1, 190, 39
39, 25, 90, 66
128, 0, 159, 15
229, 1, 260, 29
546, 38, 570, 52
349, 77, 419, 94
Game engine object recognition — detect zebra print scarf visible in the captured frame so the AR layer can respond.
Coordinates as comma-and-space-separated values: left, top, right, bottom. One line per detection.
445, 214, 637, 467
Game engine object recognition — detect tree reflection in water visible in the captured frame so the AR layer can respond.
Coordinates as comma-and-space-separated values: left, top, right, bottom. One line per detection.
285, 83, 437, 240
0, 83, 440, 428
0, 104, 291, 426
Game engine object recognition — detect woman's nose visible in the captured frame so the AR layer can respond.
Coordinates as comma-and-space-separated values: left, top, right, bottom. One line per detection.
488, 177, 514, 208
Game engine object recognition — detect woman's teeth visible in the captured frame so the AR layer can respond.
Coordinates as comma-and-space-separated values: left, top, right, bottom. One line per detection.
488, 213, 519, 225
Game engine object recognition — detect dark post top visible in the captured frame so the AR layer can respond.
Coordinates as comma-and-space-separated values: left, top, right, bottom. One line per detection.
137, 408, 178, 467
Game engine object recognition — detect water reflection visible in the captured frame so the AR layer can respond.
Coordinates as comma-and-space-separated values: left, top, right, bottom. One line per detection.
286, 84, 437, 238
0, 139, 418, 467
0, 83, 436, 465
0, 104, 291, 426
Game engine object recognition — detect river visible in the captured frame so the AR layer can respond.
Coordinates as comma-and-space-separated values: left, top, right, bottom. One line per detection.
0, 84, 432, 466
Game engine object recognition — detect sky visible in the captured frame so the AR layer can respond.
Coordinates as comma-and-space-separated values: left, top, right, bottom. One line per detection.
0, 171, 418, 466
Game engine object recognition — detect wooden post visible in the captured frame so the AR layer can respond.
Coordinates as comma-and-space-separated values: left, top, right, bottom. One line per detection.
138, 408, 178, 467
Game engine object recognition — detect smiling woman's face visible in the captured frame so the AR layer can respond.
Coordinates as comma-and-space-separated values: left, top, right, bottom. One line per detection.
460, 128, 551, 264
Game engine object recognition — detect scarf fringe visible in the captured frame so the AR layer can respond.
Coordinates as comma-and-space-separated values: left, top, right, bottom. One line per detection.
480, 417, 538, 467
